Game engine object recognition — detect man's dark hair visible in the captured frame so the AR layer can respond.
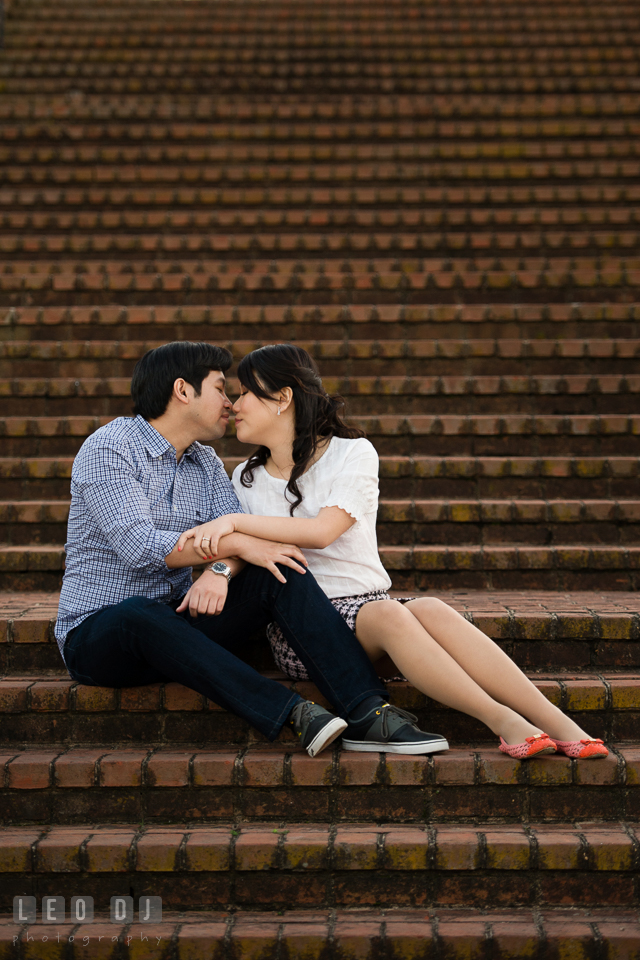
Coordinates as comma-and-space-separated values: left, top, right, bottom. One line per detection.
131, 341, 233, 420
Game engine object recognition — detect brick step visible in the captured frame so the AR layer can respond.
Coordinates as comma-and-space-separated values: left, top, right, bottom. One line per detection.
0, 731, 632, 830
0, 820, 638, 910
1, 908, 639, 960
9, 374, 640, 397
9, 14, 637, 31
378, 457, 640, 500
381, 545, 640, 592
379, 500, 640, 547
11, 2, 637, 19
3, 184, 639, 211
0, 739, 635, 826
2, 456, 640, 501
2, 414, 638, 462
5, 76, 640, 100
3, 589, 639, 673
3, 376, 638, 418
25, 27, 638, 42
7, 20, 640, 41
11, 74, 640, 97
4, 206, 640, 234
4, 664, 638, 742
1, 268, 638, 308
5, 49, 639, 73
1, 257, 636, 276
4, 339, 639, 380
2, 907, 639, 960
1, 92, 637, 123
7, 3, 633, 19
9, 543, 640, 591
4, 231, 640, 261
3, 304, 638, 344
1, 659, 639, 743
0, 302, 640, 344
10, 72, 637, 93
3, 139, 640, 165
8, 906, 640, 958
7, 1, 637, 18
2, 158, 640, 189
3, 498, 640, 548
8, 6, 637, 22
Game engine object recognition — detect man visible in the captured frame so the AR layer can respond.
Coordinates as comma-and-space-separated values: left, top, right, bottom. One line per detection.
56, 341, 448, 756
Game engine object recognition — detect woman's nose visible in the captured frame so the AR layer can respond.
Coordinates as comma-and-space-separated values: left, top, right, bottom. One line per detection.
232, 397, 240, 412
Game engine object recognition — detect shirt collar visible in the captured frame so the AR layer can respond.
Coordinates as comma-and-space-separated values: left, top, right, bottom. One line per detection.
135, 416, 175, 459
182, 441, 202, 462
134, 416, 202, 462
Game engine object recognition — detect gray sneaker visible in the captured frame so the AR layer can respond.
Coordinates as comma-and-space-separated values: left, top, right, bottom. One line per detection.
342, 702, 449, 755
288, 700, 348, 758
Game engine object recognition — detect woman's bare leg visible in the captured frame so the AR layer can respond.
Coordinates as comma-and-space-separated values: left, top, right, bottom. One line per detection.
400, 597, 591, 742
355, 600, 547, 744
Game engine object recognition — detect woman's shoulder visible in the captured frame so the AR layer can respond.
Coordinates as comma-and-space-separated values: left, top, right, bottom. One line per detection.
328, 435, 378, 463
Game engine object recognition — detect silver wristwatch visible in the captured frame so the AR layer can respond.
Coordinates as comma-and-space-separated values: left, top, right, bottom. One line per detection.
205, 560, 232, 584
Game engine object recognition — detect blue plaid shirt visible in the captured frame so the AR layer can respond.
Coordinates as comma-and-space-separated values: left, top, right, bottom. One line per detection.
55, 415, 243, 662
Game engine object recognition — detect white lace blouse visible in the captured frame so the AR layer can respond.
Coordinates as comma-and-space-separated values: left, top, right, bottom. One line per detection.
231, 436, 392, 599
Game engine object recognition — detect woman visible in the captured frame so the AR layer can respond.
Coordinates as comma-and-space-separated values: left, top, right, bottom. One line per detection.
177, 344, 608, 760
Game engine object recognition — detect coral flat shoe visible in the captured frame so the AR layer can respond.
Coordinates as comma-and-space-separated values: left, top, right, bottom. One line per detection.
499, 733, 556, 759
551, 738, 608, 759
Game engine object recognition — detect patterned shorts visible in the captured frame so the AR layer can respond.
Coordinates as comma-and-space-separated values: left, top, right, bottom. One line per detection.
266, 590, 413, 680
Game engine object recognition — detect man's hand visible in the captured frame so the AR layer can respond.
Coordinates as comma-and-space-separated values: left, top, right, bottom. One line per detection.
176, 569, 228, 617
234, 535, 308, 584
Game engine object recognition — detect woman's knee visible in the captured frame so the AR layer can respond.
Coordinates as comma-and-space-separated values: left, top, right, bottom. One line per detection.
356, 599, 408, 629
405, 597, 455, 620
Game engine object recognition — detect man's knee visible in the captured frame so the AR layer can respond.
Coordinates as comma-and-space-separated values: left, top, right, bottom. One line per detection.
276, 564, 317, 588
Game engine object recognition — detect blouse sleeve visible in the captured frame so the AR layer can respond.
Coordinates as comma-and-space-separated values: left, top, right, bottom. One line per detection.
323, 439, 380, 523
231, 463, 252, 515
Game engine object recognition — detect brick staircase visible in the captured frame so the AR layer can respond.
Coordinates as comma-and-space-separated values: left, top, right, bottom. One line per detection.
2, 0, 640, 954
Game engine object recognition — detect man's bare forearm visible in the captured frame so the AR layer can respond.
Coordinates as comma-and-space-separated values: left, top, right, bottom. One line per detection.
165, 531, 268, 569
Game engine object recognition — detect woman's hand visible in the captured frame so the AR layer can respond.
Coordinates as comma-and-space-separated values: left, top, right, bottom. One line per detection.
234, 536, 307, 583
176, 514, 240, 560
176, 569, 228, 617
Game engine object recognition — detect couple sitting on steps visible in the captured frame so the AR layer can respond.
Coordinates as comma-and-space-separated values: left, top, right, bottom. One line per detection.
55, 341, 608, 761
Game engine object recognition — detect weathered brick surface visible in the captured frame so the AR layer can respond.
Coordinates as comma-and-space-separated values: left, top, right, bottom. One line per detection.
2, 0, 640, 934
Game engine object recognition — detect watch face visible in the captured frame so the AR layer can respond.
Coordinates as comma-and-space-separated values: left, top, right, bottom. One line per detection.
212, 562, 229, 574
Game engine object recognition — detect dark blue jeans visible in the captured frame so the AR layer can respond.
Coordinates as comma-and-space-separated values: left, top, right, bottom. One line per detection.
63, 563, 386, 740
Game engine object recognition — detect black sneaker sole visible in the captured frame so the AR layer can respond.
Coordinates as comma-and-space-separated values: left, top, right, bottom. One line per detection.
306, 717, 348, 757
341, 736, 449, 755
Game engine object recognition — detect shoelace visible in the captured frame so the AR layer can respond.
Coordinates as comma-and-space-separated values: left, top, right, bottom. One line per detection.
290, 700, 316, 732
376, 703, 418, 739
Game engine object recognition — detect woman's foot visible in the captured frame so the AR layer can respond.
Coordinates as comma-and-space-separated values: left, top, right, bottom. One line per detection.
499, 733, 556, 759
551, 737, 609, 759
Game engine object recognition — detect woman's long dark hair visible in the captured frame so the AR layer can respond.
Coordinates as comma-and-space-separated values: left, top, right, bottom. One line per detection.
237, 343, 363, 515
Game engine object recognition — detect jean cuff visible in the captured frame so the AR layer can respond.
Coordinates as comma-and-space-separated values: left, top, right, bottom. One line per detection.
267, 690, 303, 741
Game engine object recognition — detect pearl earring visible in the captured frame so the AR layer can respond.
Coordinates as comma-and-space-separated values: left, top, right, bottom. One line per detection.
277, 407, 281, 416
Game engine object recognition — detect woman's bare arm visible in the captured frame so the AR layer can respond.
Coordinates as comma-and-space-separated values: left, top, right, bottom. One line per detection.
175, 506, 355, 558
